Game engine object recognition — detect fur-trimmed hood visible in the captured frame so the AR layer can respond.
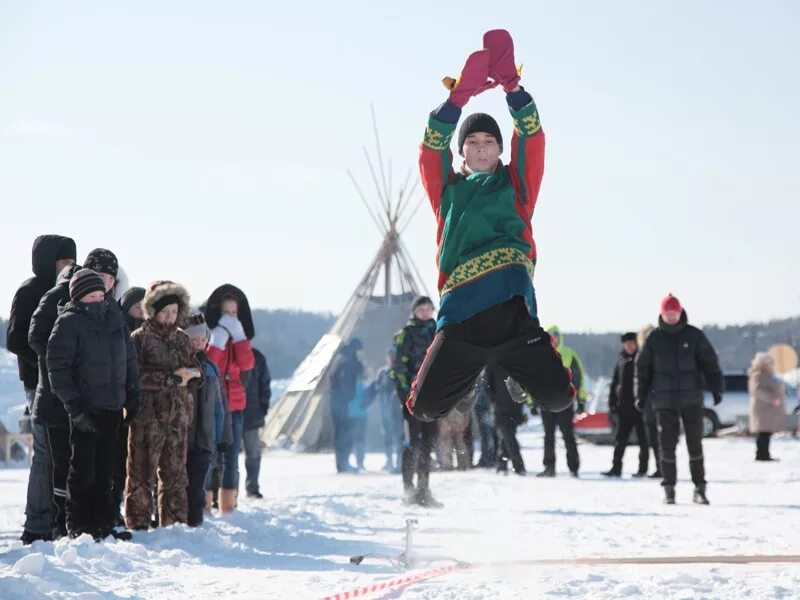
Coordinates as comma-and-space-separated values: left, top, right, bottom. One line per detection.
142, 280, 191, 322
202, 283, 255, 340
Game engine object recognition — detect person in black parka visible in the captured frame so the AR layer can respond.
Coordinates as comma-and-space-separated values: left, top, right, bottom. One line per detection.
243, 348, 271, 498
7, 234, 76, 544
47, 269, 140, 539
391, 296, 441, 507
28, 263, 81, 538
602, 333, 649, 478
329, 338, 363, 473
636, 294, 723, 505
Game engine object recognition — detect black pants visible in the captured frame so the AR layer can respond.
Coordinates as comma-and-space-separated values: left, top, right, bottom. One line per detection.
408, 298, 574, 422
45, 426, 71, 536
612, 412, 649, 473
475, 405, 496, 466
67, 410, 121, 536
542, 406, 579, 472
186, 449, 212, 527
402, 412, 438, 491
496, 416, 525, 473
656, 404, 705, 487
646, 420, 661, 472
755, 432, 773, 460
113, 423, 129, 515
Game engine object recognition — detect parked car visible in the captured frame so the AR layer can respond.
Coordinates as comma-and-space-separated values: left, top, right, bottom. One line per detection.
574, 374, 799, 444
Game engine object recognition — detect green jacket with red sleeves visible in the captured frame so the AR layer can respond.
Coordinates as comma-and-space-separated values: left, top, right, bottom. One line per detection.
418, 99, 545, 330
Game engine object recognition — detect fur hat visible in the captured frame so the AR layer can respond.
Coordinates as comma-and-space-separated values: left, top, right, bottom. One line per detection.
142, 280, 190, 321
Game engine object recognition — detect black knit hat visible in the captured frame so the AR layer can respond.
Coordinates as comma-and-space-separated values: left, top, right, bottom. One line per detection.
621, 332, 637, 343
457, 113, 503, 156
152, 294, 180, 315
84, 248, 119, 278
120, 286, 146, 315
412, 295, 434, 311
69, 269, 106, 302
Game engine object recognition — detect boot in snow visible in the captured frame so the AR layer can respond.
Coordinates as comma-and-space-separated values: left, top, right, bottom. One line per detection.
631, 470, 648, 478
219, 488, 237, 515
693, 485, 710, 505
570, 470, 579, 478
663, 485, 676, 505
20, 530, 52, 545
536, 466, 556, 478
416, 488, 443, 508
602, 468, 622, 478
402, 487, 417, 505
648, 470, 662, 479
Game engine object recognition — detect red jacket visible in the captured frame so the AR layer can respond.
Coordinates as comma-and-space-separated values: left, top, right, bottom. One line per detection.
207, 339, 255, 412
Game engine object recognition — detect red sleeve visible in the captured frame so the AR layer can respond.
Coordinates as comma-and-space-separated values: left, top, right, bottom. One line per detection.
508, 101, 545, 221
419, 116, 458, 217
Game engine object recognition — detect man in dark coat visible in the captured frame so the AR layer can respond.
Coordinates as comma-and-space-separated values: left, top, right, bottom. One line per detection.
28, 263, 81, 538
391, 296, 441, 507
243, 348, 271, 498
603, 332, 649, 478
329, 338, 363, 473
483, 365, 527, 475
7, 234, 76, 543
47, 269, 140, 539
636, 294, 723, 505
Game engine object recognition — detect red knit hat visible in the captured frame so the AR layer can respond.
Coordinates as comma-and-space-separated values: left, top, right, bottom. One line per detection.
660, 294, 682, 315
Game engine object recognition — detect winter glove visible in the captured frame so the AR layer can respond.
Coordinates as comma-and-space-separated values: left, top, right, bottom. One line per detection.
72, 413, 98, 434
483, 29, 522, 92
218, 314, 247, 343
209, 325, 230, 350
713, 393, 723, 406
174, 367, 201, 388
442, 49, 497, 108
217, 442, 230, 453
123, 393, 140, 426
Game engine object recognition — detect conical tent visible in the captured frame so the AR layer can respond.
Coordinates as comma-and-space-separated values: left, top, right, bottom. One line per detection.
263, 107, 428, 452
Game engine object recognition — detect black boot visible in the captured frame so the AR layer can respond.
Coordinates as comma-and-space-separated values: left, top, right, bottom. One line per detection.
648, 470, 662, 479
416, 488, 443, 508
20, 530, 52, 545
536, 466, 556, 478
663, 485, 676, 505
693, 485, 710, 505
602, 468, 622, 478
402, 486, 417, 505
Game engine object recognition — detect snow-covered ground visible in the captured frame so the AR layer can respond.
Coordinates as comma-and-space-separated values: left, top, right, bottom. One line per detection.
1, 424, 799, 600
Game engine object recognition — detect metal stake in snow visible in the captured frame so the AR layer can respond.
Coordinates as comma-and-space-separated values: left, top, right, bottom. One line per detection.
350, 518, 418, 570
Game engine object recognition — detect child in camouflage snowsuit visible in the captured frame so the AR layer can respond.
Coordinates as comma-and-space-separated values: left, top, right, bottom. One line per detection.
125, 281, 202, 529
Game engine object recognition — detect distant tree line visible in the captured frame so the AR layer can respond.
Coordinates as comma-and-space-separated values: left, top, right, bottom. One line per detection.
4, 312, 799, 381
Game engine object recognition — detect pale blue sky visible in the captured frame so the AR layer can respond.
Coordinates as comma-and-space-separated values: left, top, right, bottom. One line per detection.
1, 1, 798, 331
